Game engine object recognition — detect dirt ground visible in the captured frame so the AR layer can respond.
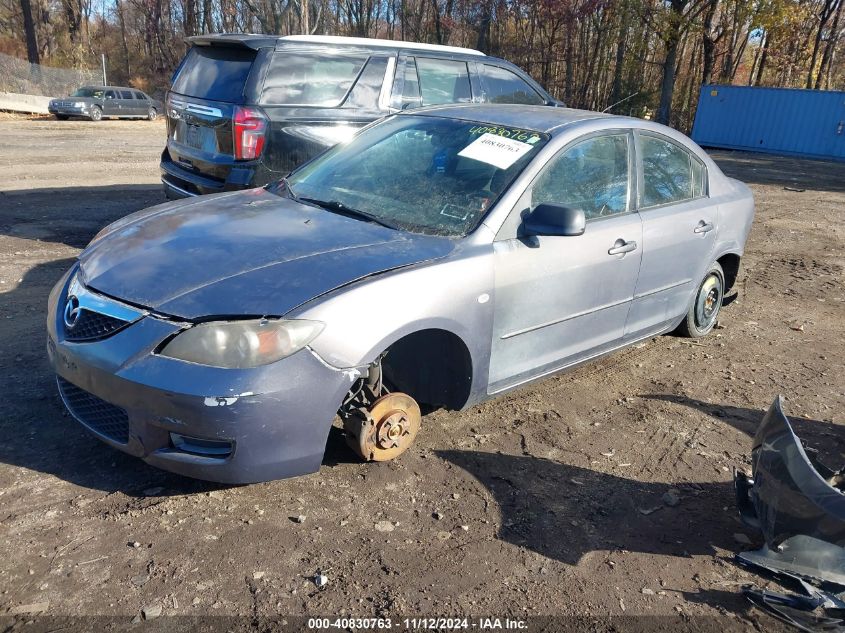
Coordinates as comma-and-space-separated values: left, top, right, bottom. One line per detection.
0, 117, 842, 630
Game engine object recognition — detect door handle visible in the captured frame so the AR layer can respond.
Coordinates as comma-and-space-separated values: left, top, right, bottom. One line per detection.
694, 220, 714, 234
608, 239, 637, 255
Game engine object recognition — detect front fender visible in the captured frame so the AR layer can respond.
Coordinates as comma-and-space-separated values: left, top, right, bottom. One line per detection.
291, 245, 495, 405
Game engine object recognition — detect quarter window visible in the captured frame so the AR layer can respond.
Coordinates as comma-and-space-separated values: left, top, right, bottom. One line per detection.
481, 65, 544, 105
640, 134, 706, 207
261, 52, 369, 106
532, 134, 630, 219
133, 91, 147, 100
691, 156, 707, 197
415, 58, 472, 106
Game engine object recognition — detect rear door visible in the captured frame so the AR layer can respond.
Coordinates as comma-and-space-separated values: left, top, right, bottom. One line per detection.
624, 131, 716, 339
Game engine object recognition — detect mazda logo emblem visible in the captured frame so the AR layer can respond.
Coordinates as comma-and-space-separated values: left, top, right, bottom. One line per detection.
64, 295, 81, 329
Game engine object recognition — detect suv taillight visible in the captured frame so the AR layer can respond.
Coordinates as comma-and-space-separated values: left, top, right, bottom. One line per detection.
233, 106, 267, 160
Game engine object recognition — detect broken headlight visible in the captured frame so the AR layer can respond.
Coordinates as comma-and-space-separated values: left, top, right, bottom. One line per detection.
160, 319, 324, 368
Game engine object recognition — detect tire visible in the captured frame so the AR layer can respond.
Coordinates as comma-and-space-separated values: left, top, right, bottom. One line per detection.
89, 106, 102, 122
147, 107, 157, 121
676, 262, 725, 338
54, 114, 69, 121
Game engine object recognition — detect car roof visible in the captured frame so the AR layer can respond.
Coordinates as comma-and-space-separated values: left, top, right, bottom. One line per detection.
187, 33, 485, 56
407, 104, 614, 134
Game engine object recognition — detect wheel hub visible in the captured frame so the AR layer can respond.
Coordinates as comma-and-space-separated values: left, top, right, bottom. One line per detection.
375, 410, 408, 449
344, 393, 421, 462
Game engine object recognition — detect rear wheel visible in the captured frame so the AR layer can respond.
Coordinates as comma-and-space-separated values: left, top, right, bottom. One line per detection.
89, 106, 102, 122
147, 107, 157, 121
677, 262, 725, 338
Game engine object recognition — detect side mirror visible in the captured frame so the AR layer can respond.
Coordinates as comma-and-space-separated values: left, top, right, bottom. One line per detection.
523, 203, 586, 237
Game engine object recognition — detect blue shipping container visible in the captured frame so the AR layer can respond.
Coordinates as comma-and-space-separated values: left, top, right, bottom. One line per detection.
691, 85, 845, 162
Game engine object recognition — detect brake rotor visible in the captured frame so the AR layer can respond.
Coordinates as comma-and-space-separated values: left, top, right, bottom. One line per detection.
344, 392, 421, 462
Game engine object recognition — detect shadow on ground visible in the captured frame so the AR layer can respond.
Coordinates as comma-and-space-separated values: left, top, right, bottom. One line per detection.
438, 449, 746, 566
0, 184, 166, 249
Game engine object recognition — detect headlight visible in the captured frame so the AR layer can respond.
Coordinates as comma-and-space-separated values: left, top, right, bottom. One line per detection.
74, 101, 86, 107
159, 319, 324, 368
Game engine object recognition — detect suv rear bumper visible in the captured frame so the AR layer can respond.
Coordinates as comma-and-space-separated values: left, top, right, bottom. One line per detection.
160, 148, 261, 198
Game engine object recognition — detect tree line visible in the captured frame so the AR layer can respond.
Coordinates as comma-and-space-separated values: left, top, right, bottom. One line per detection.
2, 0, 843, 130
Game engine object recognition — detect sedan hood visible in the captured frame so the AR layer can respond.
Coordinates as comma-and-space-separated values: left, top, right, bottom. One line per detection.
79, 189, 455, 319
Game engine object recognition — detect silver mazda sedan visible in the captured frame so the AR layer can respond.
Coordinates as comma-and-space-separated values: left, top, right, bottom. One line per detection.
47, 104, 754, 483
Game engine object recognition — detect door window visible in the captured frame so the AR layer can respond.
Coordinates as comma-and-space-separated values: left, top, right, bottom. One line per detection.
105, 90, 117, 100
120, 90, 133, 99
639, 134, 707, 207
480, 64, 544, 105
532, 133, 631, 219
415, 58, 472, 106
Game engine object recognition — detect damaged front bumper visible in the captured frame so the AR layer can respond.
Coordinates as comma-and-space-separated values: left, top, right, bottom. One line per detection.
735, 395, 845, 585
47, 266, 357, 484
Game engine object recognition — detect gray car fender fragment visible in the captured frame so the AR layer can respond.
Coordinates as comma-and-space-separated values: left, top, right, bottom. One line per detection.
745, 395, 845, 548
734, 395, 845, 589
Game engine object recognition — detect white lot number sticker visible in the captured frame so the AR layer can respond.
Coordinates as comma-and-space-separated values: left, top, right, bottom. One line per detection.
458, 133, 533, 170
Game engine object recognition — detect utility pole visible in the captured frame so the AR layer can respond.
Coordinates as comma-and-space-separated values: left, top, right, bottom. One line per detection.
101, 53, 107, 85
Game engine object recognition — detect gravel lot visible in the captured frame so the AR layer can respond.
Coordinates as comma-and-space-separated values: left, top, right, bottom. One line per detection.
0, 117, 842, 630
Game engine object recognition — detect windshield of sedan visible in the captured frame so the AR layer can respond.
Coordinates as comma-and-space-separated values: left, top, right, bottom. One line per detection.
71, 88, 104, 98
272, 115, 549, 237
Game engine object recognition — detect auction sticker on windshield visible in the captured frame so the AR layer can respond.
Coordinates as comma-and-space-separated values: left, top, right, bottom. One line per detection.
458, 133, 534, 170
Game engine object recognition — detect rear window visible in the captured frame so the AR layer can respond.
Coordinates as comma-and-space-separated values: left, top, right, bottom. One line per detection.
261, 52, 368, 106
171, 46, 257, 103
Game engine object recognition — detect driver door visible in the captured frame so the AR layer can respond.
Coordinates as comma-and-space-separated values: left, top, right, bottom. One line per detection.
488, 131, 643, 393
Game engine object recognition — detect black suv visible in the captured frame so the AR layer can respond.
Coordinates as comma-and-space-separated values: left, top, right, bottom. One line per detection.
160, 34, 557, 198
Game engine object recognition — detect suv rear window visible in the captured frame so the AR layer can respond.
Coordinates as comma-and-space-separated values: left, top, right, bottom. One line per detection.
261, 52, 368, 106
171, 46, 257, 103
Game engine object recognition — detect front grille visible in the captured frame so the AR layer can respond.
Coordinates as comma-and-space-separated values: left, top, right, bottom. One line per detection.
57, 377, 129, 444
65, 309, 129, 342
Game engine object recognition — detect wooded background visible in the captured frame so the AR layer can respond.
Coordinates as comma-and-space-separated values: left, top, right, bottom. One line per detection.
2, 0, 843, 130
